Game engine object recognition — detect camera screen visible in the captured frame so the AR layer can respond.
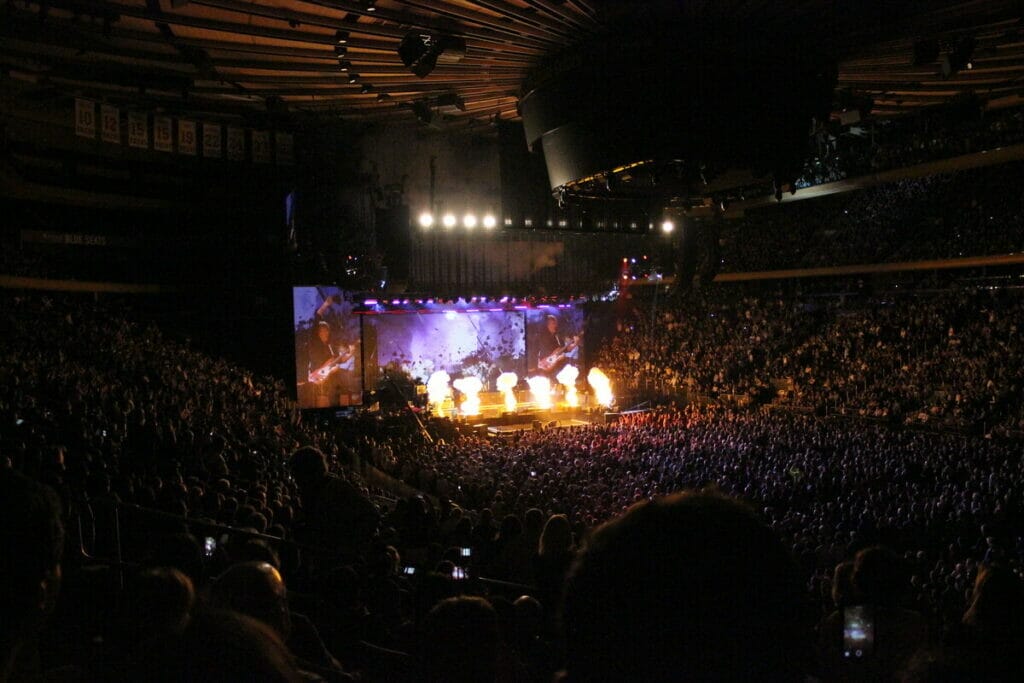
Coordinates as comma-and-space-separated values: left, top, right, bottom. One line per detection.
460, 547, 472, 557
842, 605, 874, 658
203, 536, 216, 558
403, 566, 416, 576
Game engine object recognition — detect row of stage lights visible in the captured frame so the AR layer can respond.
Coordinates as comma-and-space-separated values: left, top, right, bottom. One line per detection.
418, 211, 497, 230
417, 211, 676, 234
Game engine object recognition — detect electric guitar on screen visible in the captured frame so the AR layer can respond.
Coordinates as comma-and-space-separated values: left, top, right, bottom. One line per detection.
308, 345, 355, 384
538, 334, 582, 372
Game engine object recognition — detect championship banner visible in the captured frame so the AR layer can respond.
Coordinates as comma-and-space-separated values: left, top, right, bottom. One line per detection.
100, 104, 120, 144
252, 130, 271, 163
177, 119, 197, 155
128, 112, 149, 149
74, 99, 96, 138
275, 132, 294, 165
154, 116, 173, 152
227, 126, 245, 161
202, 123, 222, 158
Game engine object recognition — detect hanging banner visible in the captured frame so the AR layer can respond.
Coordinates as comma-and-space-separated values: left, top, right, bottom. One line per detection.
128, 112, 149, 149
252, 130, 270, 163
154, 116, 173, 152
178, 119, 197, 155
74, 99, 96, 138
275, 132, 294, 165
202, 123, 222, 158
227, 126, 245, 161
100, 104, 120, 144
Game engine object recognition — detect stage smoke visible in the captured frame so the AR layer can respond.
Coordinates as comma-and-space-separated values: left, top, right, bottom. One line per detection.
527, 376, 553, 410
453, 376, 483, 416
497, 372, 519, 412
588, 367, 614, 408
556, 365, 580, 407
426, 370, 451, 417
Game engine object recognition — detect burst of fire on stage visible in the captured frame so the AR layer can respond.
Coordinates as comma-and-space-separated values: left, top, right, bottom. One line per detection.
496, 372, 519, 412
556, 364, 580, 407
426, 370, 452, 416
588, 367, 614, 408
453, 376, 483, 416
527, 376, 554, 409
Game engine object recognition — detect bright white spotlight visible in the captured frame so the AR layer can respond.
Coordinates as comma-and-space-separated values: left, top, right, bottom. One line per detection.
442, 213, 457, 229
482, 214, 496, 229
463, 213, 477, 229
661, 219, 675, 234
418, 211, 434, 228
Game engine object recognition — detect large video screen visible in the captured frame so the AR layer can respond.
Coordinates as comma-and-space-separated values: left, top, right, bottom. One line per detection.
293, 287, 363, 408
526, 306, 586, 378
366, 310, 526, 390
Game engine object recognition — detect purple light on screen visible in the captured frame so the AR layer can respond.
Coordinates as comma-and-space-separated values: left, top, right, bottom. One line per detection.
364, 299, 378, 305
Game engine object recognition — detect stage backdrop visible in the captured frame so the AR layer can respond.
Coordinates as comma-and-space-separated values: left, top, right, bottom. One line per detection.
293, 289, 588, 408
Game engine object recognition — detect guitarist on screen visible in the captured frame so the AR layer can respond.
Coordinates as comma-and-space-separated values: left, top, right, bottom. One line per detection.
536, 314, 581, 378
308, 321, 355, 406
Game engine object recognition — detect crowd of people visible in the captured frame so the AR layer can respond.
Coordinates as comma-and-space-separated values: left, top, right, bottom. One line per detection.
3, 276, 1024, 681
600, 275, 1024, 437
718, 160, 1024, 273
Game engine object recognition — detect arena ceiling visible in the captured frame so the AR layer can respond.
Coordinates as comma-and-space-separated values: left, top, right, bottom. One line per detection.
1, 0, 1023, 129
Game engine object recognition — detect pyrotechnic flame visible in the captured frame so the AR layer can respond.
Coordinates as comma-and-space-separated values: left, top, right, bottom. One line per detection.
556, 364, 579, 407
527, 376, 553, 409
587, 367, 614, 407
426, 370, 451, 417
496, 372, 519, 413
453, 376, 483, 416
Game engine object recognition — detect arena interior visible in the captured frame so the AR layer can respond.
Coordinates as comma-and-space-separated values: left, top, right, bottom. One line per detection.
4, 2, 1024, 681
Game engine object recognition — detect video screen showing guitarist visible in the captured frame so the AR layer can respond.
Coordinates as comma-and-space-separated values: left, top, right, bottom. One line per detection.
294, 287, 362, 408
534, 314, 581, 378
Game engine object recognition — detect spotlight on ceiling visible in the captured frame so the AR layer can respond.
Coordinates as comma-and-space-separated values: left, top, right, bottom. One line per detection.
334, 45, 347, 57
337, 59, 350, 71
365, 0, 377, 11
463, 213, 477, 229
442, 213, 457, 229
661, 219, 675, 234
398, 31, 466, 78
348, 73, 359, 84
335, 30, 349, 45
418, 211, 434, 229
360, 83, 373, 94
482, 214, 496, 229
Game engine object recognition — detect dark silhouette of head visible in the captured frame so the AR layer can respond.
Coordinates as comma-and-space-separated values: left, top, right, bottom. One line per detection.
421, 596, 500, 683
0, 469, 64, 678
289, 446, 328, 491
210, 562, 291, 640
153, 609, 302, 683
118, 567, 195, 650
561, 490, 807, 683
852, 546, 906, 608
963, 564, 1024, 638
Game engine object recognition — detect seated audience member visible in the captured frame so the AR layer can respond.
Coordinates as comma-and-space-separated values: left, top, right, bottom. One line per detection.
209, 561, 351, 681
0, 469, 64, 683
420, 596, 500, 683
150, 609, 304, 683
289, 446, 380, 553
560, 490, 808, 682
818, 546, 929, 682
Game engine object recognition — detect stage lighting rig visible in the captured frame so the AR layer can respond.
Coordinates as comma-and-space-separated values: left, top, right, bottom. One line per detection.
398, 31, 466, 78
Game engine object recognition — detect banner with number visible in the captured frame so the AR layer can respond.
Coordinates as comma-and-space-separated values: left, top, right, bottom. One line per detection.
252, 130, 270, 163
275, 132, 294, 165
75, 99, 96, 138
178, 120, 197, 155
128, 112, 149, 149
227, 126, 245, 161
154, 116, 173, 152
202, 123, 222, 158
100, 105, 120, 144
